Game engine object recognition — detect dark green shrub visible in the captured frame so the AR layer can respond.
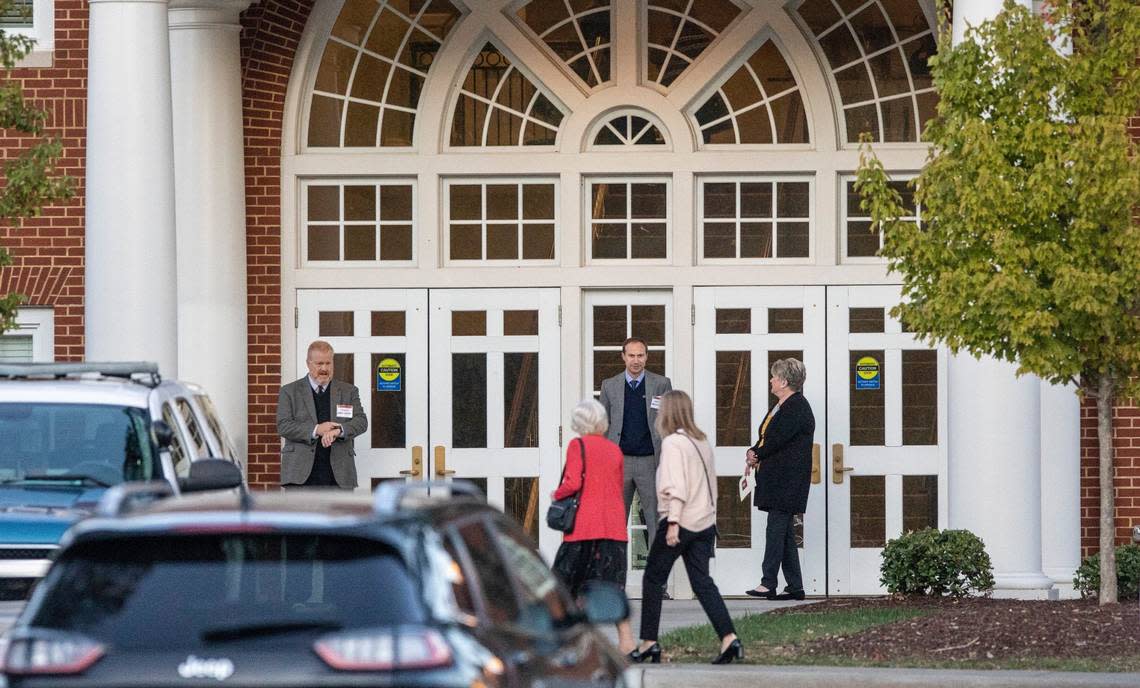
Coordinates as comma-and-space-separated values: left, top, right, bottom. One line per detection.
880, 528, 994, 597
1073, 544, 1140, 601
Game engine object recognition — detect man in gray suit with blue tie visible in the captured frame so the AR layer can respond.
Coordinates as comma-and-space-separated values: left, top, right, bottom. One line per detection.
598, 336, 673, 545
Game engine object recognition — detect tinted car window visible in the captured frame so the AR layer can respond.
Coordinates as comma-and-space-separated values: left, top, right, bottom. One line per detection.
196, 393, 237, 460
162, 404, 191, 477
492, 521, 574, 634
30, 534, 424, 648
455, 521, 520, 625
0, 403, 155, 484
176, 398, 209, 458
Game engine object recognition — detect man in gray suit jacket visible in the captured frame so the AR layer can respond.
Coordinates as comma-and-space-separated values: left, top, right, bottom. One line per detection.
277, 340, 368, 488
598, 336, 672, 545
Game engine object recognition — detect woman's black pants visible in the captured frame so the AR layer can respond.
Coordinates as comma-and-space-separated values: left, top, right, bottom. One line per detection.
761, 509, 803, 593
639, 519, 735, 641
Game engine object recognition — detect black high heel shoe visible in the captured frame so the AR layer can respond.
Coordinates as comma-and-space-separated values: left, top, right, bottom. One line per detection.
710, 638, 743, 665
627, 643, 662, 664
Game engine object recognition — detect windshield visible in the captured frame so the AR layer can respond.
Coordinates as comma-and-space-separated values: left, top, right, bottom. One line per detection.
0, 403, 157, 485
30, 534, 426, 648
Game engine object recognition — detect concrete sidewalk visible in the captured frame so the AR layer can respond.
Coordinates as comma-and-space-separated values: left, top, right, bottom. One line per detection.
632, 665, 1140, 688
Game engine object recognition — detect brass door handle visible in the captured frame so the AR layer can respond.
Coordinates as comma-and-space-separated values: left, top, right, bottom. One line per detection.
400, 445, 423, 478
811, 444, 821, 484
832, 443, 854, 484
434, 445, 455, 477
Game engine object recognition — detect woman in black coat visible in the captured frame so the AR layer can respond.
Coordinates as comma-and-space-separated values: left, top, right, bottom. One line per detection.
745, 358, 815, 600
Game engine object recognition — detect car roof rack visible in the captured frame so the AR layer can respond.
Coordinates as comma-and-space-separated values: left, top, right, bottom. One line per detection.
374, 480, 485, 515
0, 362, 162, 387
96, 481, 175, 517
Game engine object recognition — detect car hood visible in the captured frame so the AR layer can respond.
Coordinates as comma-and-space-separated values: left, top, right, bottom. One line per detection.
0, 484, 103, 541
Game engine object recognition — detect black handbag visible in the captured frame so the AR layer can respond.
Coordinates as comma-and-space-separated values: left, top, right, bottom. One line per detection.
546, 438, 586, 533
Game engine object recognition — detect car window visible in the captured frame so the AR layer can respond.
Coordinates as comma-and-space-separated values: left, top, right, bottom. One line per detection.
195, 393, 237, 461
0, 403, 156, 484
30, 534, 425, 649
439, 536, 478, 625
491, 520, 574, 634
161, 404, 191, 477
175, 398, 210, 458
454, 520, 520, 626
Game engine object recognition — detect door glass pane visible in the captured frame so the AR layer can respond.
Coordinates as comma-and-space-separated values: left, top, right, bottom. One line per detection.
333, 353, 354, 385
850, 349, 885, 445
903, 475, 937, 533
452, 354, 487, 448
767, 350, 803, 411
716, 477, 750, 548
850, 307, 885, 333
371, 353, 405, 449
850, 475, 885, 547
452, 311, 486, 336
768, 308, 803, 333
902, 349, 937, 445
504, 353, 539, 448
504, 477, 540, 542
629, 492, 649, 570
371, 311, 405, 337
631, 305, 665, 345
503, 310, 538, 336
319, 312, 354, 337
715, 308, 750, 334
715, 351, 751, 447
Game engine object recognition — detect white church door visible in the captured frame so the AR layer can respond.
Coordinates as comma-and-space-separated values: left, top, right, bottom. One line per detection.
693, 286, 827, 596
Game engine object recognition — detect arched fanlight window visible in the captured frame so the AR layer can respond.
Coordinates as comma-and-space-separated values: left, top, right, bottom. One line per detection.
645, 0, 744, 88
515, 0, 612, 88
693, 40, 809, 145
450, 42, 566, 147
307, 0, 462, 148
589, 111, 667, 147
794, 0, 937, 143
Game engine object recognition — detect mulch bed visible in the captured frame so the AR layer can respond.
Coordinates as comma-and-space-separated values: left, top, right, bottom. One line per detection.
770, 596, 1140, 663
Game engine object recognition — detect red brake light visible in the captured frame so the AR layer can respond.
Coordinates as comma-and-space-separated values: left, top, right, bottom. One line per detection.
314, 627, 452, 671
1, 633, 105, 675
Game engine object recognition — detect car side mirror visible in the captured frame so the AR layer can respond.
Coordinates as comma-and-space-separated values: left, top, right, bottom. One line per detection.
179, 459, 244, 493
578, 581, 630, 625
152, 420, 175, 449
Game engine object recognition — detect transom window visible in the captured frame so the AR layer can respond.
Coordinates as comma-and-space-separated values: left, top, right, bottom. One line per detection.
587, 179, 669, 262
699, 178, 812, 261
515, 0, 612, 89
445, 180, 558, 263
645, 0, 743, 88
589, 111, 667, 148
694, 40, 809, 145
794, 0, 937, 143
303, 180, 415, 265
307, 0, 462, 148
843, 176, 918, 260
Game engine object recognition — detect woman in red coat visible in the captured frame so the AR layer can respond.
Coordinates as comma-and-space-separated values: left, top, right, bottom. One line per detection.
550, 398, 631, 652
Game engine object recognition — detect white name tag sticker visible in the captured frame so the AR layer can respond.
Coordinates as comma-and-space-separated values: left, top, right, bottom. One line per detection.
336, 404, 353, 419
650, 396, 662, 410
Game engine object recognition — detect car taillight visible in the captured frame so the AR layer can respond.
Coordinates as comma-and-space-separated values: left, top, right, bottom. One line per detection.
313, 627, 452, 671
0, 633, 105, 675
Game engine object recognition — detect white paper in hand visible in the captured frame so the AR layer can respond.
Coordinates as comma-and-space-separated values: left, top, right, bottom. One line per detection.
738, 470, 756, 501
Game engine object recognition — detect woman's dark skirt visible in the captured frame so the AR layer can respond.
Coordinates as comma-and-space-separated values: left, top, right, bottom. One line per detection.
551, 538, 627, 598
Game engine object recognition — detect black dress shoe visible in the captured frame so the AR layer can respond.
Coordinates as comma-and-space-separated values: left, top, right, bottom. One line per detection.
774, 590, 806, 601
744, 587, 776, 599
710, 638, 743, 664
627, 643, 662, 664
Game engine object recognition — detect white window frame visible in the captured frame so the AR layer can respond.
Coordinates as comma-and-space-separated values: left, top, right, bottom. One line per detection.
581, 290, 673, 399
840, 173, 919, 264
696, 174, 815, 265
4, 0, 54, 68
584, 108, 671, 151
583, 176, 672, 266
1, 308, 54, 362
442, 177, 560, 266
300, 178, 417, 268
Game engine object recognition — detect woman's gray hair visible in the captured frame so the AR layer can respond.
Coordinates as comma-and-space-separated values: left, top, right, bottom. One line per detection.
571, 398, 609, 436
771, 358, 807, 392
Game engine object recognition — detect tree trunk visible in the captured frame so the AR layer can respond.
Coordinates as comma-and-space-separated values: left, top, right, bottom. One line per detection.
1096, 374, 1117, 604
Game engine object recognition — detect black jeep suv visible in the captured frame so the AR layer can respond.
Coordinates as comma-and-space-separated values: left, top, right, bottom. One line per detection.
0, 481, 632, 688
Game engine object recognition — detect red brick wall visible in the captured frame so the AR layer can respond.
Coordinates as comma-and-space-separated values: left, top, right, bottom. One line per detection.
239, 0, 314, 489
0, 0, 87, 361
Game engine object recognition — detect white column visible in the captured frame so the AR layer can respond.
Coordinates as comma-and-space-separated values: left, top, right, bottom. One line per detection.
1040, 380, 1081, 598
85, 0, 178, 377
169, 0, 251, 463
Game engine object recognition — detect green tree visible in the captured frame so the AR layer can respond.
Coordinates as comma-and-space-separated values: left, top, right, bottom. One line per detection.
856, 0, 1140, 604
0, 1, 74, 334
